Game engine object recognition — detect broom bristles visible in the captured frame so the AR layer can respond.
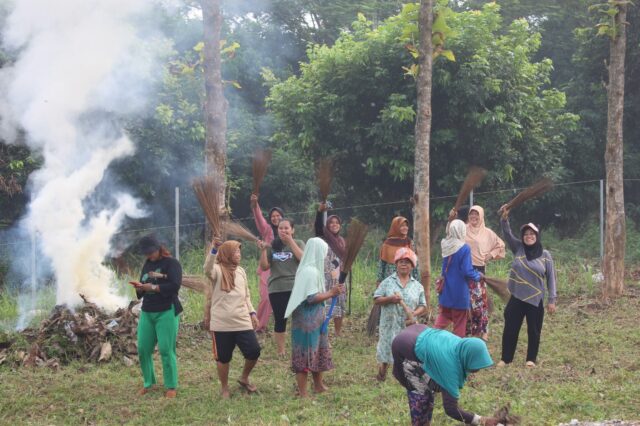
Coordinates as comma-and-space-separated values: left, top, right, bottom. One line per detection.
317, 158, 334, 202
454, 166, 487, 211
192, 176, 223, 238
252, 148, 272, 195
182, 275, 205, 293
366, 304, 381, 337
342, 218, 369, 272
504, 177, 553, 211
483, 276, 511, 302
223, 221, 259, 242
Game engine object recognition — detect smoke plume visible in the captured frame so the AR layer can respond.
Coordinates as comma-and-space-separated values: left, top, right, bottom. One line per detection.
0, 0, 166, 314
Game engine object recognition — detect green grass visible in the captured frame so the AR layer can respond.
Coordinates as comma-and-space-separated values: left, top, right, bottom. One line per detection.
1, 235, 640, 425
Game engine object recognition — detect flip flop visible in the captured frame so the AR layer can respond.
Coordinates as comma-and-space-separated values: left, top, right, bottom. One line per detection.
237, 380, 258, 393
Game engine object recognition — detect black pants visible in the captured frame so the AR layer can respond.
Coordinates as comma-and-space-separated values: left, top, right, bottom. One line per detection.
269, 291, 292, 333
213, 330, 261, 364
501, 296, 544, 363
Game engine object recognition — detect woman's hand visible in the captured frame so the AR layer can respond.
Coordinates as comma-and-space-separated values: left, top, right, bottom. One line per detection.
138, 283, 156, 293
547, 303, 557, 314
390, 293, 403, 304
330, 284, 346, 297
250, 313, 259, 330
212, 237, 223, 248
318, 201, 328, 212
498, 204, 510, 219
256, 239, 269, 251
448, 208, 457, 221
280, 233, 294, 246
250, 194, 258, 209
203, 315, 211, 331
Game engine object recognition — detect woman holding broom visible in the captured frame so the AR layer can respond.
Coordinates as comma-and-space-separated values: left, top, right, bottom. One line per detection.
132, 235, 182, 399
465, 205, 505, 340
391, 324, 500, 426
434, 220, 482, 338
259, 218, 305, 357
373, 247, 427, 381
497, 206, 557, 368
203, 238, 261, 399
250, 193, 284, 333
284, 237, 344, 397
314, 202, 346, 336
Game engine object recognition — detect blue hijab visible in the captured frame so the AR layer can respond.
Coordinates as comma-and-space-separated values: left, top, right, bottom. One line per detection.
414, 328, 493, 398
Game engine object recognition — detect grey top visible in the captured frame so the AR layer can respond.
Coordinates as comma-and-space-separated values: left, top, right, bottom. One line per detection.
500, 218, 557, 306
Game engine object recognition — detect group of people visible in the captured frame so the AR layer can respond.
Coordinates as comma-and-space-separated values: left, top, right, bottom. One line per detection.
129, 195, 557, 425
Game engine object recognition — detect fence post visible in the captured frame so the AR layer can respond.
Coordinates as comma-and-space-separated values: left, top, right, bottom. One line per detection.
469, 189, 474, 208
30, 231, 37, 295
175, 187, 180, 261
600, 179, 604, 260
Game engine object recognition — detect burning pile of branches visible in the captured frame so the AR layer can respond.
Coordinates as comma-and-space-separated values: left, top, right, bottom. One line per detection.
4, 296, 140, 369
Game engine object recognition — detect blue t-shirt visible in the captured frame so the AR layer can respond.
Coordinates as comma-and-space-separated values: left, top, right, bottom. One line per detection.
438, 244, 481, 310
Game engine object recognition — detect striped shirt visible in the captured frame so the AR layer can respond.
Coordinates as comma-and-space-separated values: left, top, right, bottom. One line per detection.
500, 218, 557, 307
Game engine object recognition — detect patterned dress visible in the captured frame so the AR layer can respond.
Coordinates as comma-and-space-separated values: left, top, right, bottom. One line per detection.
374, 274, 426, 364
291, 295, 334, 373
324, 246, 345, 318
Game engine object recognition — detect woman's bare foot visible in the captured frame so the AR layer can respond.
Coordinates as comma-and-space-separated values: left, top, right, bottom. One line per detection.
220, 387, 231, 399
313, 383, 329, 393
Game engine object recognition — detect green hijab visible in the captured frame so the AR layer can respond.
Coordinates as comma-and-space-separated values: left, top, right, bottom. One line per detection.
285, 237, 328, 318
414, 328, 493, 398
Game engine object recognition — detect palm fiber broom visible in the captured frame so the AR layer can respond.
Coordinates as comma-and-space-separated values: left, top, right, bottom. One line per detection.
252, 148, 272, 196
482, 276, 511, 303
316, 158, 334, 203
192, 176, 224, 238
321, 218, 369, 333
502, 177, 553, 212
454, 166, 487, 212
222, 220, 259, 242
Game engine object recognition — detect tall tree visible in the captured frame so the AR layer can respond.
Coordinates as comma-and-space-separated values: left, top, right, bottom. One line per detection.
413, 0, 433, 303
599, 0, 629, 298
201, 0, 228, 207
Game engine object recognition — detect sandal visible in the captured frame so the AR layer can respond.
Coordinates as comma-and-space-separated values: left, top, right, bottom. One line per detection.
237, 379, 258, 393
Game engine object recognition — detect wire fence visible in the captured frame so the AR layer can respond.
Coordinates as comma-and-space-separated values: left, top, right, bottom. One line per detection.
1, 178, 639, 288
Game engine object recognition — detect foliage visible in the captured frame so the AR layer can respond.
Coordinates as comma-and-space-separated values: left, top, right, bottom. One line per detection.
267, 3, 579, 224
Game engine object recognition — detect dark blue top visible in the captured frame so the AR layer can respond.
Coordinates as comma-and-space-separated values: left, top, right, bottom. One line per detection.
438, 244, 481, 310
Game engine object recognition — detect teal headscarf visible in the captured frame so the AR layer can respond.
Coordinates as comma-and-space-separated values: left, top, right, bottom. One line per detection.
285, 238, 328, 318
414, 328, 493, 398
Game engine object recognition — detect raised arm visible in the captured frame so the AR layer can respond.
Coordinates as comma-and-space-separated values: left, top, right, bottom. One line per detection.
500, 217, 522, 255
314, 209, 325, 237
251, 195, 274, 243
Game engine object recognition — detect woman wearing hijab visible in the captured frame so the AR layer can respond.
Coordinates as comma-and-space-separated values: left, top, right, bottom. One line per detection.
203, 239, 261, 399
373, 248, 427, 381
314, 202, 346, 336
497, 206, 557, 367
258, 218, 305, 356
132, 235, 183, 399
285, 238, 344, 397
377, 216, 419, 284
250, 194, 285, 333
465, 205, 506, 340
391, 325, 500, 426
435, 220, 482, 338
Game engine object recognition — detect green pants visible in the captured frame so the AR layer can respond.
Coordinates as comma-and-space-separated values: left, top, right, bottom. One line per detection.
137, 306, 180, 389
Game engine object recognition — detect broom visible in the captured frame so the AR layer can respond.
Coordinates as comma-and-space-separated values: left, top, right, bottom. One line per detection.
182, 275, 205, 293
316, 158, 334, 203
192, 176, 224, 238
366, 287, 382, 337
454, 166, 487, 212
321, 218, 368, 333
222, 220, 259, 242
252, 148, 272, 196
501, 177, 553, 214
482, 276, 511, 303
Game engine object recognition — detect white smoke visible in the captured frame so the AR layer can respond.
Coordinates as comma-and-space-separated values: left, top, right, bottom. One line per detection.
0, 0, 167, 314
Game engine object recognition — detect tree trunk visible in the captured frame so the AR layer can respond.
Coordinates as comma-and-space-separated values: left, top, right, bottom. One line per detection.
201, 0, 227, 209
413, 0, 433, 305
603, 4, 627, 299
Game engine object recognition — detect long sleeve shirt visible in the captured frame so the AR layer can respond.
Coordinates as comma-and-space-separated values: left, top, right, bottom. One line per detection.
438, 244, 481, 310
137, 256, 183, 315
500, 218, 557, 306
204, 253, 255, 332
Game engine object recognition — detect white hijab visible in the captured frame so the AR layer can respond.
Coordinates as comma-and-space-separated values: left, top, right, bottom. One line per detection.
285, 238, 328, 318
441, 219, 467, 258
